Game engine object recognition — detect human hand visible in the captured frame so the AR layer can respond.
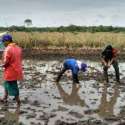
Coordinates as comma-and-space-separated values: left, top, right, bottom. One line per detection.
107, 61, 111, 68
65, 70, 72, 79
104, 62, 108, 67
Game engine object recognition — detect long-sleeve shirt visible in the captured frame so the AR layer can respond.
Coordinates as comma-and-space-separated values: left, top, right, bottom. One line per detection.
3, 43, 23, 81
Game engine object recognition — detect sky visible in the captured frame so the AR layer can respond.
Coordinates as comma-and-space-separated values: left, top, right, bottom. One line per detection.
0, 0, 125, 27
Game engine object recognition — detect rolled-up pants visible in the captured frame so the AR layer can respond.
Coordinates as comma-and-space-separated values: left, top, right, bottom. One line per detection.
103, 60, 120, 82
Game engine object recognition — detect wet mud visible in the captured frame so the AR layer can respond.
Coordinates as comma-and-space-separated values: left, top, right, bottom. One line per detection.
22, 48, 125, 61
0, 60, 125, 125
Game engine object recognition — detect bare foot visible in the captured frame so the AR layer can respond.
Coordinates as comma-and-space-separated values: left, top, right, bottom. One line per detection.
0, 98, 8, 104
76, 84, 81, 89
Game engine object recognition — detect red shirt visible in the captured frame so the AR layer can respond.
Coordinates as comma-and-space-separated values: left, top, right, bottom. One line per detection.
3, 43, 23, 81
112, 48, 118, 58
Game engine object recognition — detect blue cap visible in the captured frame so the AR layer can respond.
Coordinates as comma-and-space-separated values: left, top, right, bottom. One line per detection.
81, 63, 87, 72
2, 34, 12, 42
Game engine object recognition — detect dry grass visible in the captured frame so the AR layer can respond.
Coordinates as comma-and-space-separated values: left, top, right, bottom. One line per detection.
10, 32, 125, 49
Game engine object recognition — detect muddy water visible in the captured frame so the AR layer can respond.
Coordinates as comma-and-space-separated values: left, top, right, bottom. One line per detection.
0, 59, 125, 125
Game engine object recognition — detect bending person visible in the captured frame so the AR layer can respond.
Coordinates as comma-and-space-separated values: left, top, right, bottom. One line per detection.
101, 45, 120, 83
56, 58, 87, 88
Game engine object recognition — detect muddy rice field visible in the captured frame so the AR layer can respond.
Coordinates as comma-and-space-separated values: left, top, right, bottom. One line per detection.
0, 59, 125, 125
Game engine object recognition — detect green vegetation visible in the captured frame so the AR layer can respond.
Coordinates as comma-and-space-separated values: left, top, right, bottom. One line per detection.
0, 25, 125, 49
1, 25, 125, 33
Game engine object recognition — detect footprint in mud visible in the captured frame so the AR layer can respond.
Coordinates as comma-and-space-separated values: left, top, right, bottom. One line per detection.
19, 110, 28, 115
31, 100, 41, 107
26, 113, 37, 119
68, 111, 83, 119
57, 105, 68, 112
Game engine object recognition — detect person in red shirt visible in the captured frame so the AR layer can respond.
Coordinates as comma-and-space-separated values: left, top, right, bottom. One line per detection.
0, 34, 23, 106
101, 45, 120, 83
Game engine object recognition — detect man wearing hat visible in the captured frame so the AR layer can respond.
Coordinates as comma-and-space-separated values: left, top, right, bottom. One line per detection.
56, 58, 87, 87
0, 34, 23, 107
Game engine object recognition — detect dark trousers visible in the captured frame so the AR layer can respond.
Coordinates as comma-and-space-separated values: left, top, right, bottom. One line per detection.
56, 67, 79, 84
103, 60, 120, 82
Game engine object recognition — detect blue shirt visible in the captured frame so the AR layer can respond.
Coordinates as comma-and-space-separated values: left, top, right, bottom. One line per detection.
64, 58, 79, 75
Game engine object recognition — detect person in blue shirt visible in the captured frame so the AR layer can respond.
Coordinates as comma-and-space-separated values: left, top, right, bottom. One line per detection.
56, 58, 87, 85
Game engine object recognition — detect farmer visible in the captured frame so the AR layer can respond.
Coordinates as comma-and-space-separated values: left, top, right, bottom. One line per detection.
56, 58, 87, 87
101, 45, 120, 83
0, 34, 23, 106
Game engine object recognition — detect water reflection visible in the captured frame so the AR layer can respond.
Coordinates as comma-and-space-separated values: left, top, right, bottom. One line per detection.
98, 83, 120, 117
1, 106, 20, 125
56, 83, 85, 106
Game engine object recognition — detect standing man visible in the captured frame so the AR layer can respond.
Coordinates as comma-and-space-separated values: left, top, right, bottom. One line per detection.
56, 58, 87, 87
0, 34, 23, 106
101, 45, 120, 83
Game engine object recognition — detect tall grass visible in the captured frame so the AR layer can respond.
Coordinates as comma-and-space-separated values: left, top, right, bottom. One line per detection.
11, 32, 125, 49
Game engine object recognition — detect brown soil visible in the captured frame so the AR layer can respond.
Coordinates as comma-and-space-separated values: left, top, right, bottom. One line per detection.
23, 48, 125, 60
0, 47, 125, 60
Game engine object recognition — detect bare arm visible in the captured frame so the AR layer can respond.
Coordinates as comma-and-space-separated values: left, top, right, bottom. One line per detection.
101, 58, 108, 67
108, 49, 119, 67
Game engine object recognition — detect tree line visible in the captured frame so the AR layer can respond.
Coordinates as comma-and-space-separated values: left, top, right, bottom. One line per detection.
1, 25, 125, 32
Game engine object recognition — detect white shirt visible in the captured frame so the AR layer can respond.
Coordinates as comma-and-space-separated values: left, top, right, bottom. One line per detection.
76, 60, 82, 70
